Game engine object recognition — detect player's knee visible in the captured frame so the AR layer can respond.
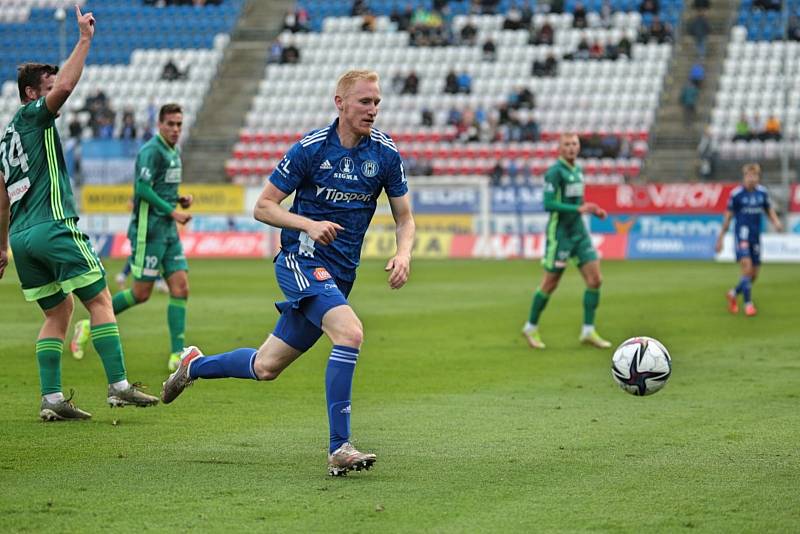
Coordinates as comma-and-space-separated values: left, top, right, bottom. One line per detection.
589, 275, 602, 289
252, 357, 281, 381
131, 285, 152, 303
334, 323, 363, 348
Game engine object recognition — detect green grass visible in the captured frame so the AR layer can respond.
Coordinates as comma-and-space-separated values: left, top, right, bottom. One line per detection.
1, 258, 799, 533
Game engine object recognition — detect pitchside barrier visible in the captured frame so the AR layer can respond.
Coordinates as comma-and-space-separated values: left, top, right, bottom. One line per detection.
75, 181, 800, 262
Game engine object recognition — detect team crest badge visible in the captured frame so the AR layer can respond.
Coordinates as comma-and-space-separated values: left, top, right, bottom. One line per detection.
313, 267, 332, 281
339, 157, 354, 174
361, 160, 379, 177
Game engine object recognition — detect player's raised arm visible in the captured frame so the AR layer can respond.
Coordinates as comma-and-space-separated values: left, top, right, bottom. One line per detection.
385, 193, 415, 289
45, 5, 95, 114
253, 181, 343, 245
0, 176, 9, 279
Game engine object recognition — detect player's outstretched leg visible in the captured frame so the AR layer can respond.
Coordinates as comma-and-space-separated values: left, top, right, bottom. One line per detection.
161, 344, 268, 403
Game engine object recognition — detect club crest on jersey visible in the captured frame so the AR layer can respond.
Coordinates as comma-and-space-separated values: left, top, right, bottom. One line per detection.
334, 157, 358, 181
313, 267, 332, 281
361, 160, 379, 178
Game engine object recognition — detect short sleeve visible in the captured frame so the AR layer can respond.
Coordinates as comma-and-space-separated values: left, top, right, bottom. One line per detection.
543, 166, 560, 196
18, 97, 56, 128
726, 192, 737, 213
135, 147, 160, 183
763, 191, 771, 210
269, 142, 309, 194
384, 151, 408, 198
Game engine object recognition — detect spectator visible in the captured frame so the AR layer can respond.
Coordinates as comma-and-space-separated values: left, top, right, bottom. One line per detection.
788, 16, 800, 41
267, 40, 283, 64
520, 118, 539, 142
573, 2, 588, 28
446, 106, 463, 126
520, 1, 534, 25
489, 161, 504, 186
649, 16, 673, 43
599, 0, 614, 28
515, 87, 535, 109
482, 38, 497, 61
457, 71, 472, 94
68, 116, 83, 139
574, 37, 591, 59
444, 70, 459, 94
161, 59, 183, 81
753, 0, 781, 11
687, 11, 710, 57
617, 36, 633, 58
693, 0, 710, 8
679, 81, 699, 126
401, 71, 419, 95
391, 4, 413, 31
281, 44, 300, 64
351, 0, 369, 16
589, 40, 605, 60
391, 71, 405, 93
689, 61, 705, 86
119, 110, 137, 140
532, 53, 558, 76
295, 8, 311, 32
640, 0, 659, 14
698, 126, 716, 178
460, 17, 478, 45
361, 13, 377, 32
477, 0, 501, 15
530, 22, 554, 45
503, 3, 524, 30
421, 108, 435, 127
761, 115, 782, 140
548, 0, 564, 13
733, 113, 753, 141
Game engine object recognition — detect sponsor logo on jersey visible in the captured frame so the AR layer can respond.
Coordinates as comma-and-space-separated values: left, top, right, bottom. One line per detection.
313, 267, 332, 281
277, 157, 291, 177
7, 177, 30, 205
361, 160, 379, 178
320, 159, 333, 170
334, 157, 358, 181
324, 283, 339, 289
315, 185, 374, 203
165, 168, 182, 183
565, 183, 584, 197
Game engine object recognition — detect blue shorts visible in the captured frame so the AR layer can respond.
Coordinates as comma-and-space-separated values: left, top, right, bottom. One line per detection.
735, 239, 761, 266
272, 251, 353, 352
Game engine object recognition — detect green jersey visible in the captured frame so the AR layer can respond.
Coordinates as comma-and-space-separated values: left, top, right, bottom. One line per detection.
543, 157, 587, 235
2, 97, 78, 235
129, 134, 182, 243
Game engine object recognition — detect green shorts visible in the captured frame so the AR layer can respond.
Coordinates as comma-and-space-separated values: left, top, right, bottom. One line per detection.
542, 228, 598, 273
10, 218, 105, 303
130, 236, 188, 281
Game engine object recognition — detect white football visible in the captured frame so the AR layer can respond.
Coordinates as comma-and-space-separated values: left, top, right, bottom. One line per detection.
611, 336, 672, 396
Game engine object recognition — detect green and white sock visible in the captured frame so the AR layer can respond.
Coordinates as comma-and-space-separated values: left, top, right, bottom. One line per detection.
167, 296, 187, 354
112, 289, 137, 315
36, 338, 63, 396
91, 323, 127, 384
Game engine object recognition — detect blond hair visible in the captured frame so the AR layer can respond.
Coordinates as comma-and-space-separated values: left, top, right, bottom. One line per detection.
335, 70, 380, 98
742, 162, 761, 176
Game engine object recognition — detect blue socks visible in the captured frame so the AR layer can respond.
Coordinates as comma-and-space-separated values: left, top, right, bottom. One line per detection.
325, 345, 359, 453
189, 348, 258, 380
734, 275, 753, 304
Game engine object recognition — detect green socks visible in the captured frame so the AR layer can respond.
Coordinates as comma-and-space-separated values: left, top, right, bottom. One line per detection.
36, 338, 63, 395
583, 288, 600, 326
112, 289, 137, 315
167, 296, 187, 354
528, 289, 550, 325
91, 323, 127, 384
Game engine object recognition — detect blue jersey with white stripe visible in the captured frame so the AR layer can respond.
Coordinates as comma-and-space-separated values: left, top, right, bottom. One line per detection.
727, 185, 770, 242
269, 119, 408, 282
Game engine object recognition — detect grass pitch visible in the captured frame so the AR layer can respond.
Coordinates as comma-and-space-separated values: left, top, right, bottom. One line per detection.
1, 258, 798, 532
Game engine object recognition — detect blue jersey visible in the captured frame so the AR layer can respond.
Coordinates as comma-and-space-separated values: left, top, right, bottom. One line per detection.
727, 185, 771, 242
269, 119, 408, 282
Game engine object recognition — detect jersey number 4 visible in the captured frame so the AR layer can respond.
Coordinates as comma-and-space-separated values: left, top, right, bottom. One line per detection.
0, 130, 30, 181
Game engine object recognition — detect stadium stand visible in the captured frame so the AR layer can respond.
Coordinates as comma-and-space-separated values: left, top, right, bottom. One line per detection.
709, 2, 799, 162
0, 0, 242, 146
228, 1, 684, 185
